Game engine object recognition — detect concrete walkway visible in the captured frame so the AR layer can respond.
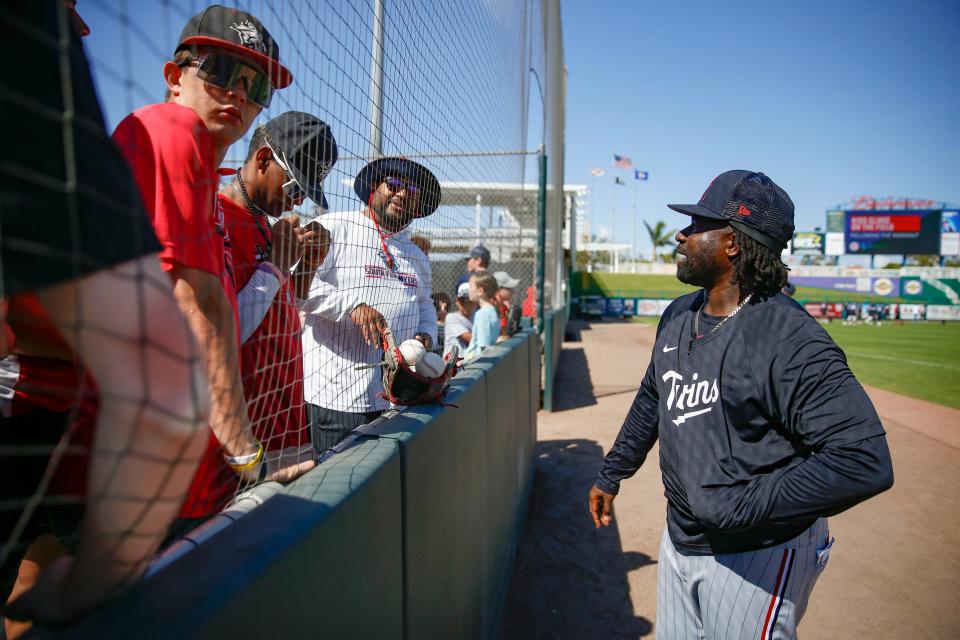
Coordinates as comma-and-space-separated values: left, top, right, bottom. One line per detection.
498, 320, 960, 639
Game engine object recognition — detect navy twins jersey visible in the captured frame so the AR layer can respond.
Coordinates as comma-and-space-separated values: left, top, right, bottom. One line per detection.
597, 291, 892, 555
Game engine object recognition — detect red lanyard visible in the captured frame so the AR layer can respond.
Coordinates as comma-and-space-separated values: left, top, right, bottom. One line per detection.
368, 198, 396, 270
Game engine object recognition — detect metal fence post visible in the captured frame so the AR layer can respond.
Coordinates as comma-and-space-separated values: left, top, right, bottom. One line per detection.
536, 148, 547, 331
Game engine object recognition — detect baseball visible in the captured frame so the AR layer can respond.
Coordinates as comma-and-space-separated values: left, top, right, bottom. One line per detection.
399, 339, 426, 366
414, 351, 445, 378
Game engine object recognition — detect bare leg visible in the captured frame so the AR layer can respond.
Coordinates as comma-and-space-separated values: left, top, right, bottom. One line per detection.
6, 255, 209, 624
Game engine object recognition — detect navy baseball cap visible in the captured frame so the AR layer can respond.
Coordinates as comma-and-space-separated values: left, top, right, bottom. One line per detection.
668, 170, 795, 252
262, 112, 338, 209
176, 5, 292, 88
354, 157, 441, 217
467, 245, 490, 264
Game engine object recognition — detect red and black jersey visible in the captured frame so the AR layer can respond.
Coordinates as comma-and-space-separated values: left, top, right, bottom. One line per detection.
220, 195, 308, 453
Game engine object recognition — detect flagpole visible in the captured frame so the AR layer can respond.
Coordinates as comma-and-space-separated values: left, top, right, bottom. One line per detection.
589, 173, 596, 272
632, 177, 638, 273
611, 187, 617, 274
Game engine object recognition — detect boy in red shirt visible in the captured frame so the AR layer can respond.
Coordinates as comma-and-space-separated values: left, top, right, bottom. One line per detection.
220, 112, 337, 461
111, 6, 314, 535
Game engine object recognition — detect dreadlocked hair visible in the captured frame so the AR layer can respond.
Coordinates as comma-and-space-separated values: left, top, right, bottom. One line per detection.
730, 228, 789, 302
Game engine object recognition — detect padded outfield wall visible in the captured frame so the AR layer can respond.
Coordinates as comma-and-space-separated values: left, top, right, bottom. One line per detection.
57, 331, 540, 639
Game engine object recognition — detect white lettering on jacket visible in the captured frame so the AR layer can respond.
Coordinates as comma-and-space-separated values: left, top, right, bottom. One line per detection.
661, 370, 720, 427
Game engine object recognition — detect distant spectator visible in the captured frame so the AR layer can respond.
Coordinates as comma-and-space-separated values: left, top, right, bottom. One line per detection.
521, 285, 537, 319
431, 292, 450, 354
493, 270, 522, 339
463, 271, 501, 359
300, 157, 440, 454
443, 283, 476, 359
432, 292, 450, 322
457, 244, 490, 287
411, 234, 432, 256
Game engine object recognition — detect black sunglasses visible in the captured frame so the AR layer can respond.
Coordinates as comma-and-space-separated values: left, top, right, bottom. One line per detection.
384, 176, 420, 195
179, 53, 274, 108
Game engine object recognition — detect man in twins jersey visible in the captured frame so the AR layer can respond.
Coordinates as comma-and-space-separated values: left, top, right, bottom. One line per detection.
301, 157, 441, 454
111, 5, 314, 535
220, 112, 337, 464
589, 171, 894, 639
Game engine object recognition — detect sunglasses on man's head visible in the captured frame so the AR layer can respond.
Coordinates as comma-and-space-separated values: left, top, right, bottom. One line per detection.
179, 53, 274, 108
263, 141, 306, 201
384, 176, 420, 195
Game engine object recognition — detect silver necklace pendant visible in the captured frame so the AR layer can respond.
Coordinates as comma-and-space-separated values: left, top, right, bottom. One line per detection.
695, 293, 753, 339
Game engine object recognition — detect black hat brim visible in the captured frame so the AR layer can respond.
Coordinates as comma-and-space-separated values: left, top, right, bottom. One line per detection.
354, 157, 441, 217
668, 204, 785, 251
289, 162, 328, 210
667, 203, 727, 220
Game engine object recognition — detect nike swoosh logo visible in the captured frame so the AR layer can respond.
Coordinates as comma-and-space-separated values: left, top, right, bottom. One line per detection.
662, 345, 678, 353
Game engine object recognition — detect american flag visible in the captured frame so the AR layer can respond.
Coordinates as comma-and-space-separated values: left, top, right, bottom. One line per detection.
613, 154, 633, 169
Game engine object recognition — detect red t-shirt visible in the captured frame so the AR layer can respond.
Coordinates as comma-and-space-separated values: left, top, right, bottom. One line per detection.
220, 195, 308, 452
2, 293, 81, 417
113, 103, 240, 519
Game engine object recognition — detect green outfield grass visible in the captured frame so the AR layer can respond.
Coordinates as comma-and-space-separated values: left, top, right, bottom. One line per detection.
793, 286, 908, 303
575, 272, 909, 303
574, 273, 696, 299
627, 315, 960, 408
821, 322, 960, 409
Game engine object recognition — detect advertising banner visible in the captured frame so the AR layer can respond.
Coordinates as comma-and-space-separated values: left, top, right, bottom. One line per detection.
791, 276, 900, 297
942, 211, 959, 256
898, 304, 926, 320
803, 303, 844, 319
927, 305, 960, 321
844, 210, 942, 254
826, 210, 845, 233
791, 232, 825, 255
635, 299, 672, 316
606, 298, 625, 316
825, 232, 845, 256
900, 277, 925, 299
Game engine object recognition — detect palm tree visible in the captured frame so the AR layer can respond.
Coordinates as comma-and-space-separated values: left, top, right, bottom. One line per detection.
644, 220, 676, 263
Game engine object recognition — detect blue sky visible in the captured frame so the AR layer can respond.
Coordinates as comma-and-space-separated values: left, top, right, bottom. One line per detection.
561, 0, 960, 254
80, 0, 532, 225
78, 1, 959, 258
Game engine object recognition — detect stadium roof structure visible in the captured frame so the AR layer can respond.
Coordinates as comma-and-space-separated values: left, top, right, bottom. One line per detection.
427, 181, 588, 260
333, 179, 588, 261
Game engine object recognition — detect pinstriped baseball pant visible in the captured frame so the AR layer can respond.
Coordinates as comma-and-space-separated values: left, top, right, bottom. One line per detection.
656, 519, 833, 640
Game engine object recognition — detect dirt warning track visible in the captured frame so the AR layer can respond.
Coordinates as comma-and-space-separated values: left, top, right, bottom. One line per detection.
498, 320, 960, 640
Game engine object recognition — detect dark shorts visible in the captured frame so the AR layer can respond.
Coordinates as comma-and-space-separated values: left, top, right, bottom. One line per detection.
306, 404, 384, 457
0, 409, 85, 602
0, 2, 160, 298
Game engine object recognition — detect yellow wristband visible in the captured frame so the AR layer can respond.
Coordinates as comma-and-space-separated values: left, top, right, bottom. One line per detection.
225, 443, 264, 473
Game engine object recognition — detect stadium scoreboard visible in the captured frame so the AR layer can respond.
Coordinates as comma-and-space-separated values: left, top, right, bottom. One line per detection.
806, 206, 959, 256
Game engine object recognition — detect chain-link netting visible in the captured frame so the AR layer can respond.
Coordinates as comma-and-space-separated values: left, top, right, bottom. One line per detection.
0, 0, 551, 627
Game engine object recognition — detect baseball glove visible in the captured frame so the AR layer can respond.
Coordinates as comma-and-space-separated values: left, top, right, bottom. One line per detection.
378, 326, 459, 405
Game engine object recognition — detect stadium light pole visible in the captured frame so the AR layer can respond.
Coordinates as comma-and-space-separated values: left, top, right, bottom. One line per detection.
368, 0, 385, 158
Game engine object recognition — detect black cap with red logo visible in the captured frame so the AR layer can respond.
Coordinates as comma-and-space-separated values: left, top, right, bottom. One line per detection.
176, 4, 292, 89
668, 170, 795, 252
